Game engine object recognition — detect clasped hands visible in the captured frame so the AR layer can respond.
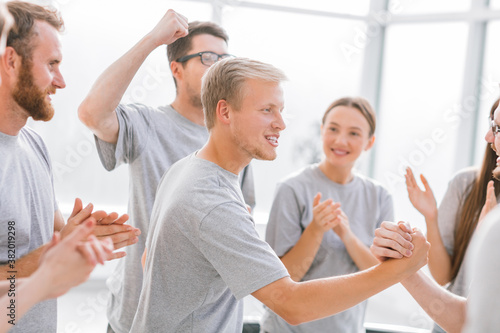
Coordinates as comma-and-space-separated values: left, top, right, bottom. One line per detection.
60, 198, 140, 261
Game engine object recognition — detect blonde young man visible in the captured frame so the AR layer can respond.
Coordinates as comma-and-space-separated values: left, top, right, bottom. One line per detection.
130, 57, 430, 332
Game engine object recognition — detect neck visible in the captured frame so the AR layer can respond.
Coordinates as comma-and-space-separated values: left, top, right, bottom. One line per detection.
197, 131, 251, 175
0, 92, 28, 136
171, 94, 205, 126
318, 160, 354, 184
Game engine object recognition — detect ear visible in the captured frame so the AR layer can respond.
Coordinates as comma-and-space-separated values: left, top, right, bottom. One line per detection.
365, 135, 375, 151
216, 99, 231, 126
170, 61, 183, 83
1, 46, 21, 77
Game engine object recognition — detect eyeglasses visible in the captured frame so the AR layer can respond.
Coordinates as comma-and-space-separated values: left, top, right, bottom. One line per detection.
175, 51, 234, 66
491, 119, 500, 137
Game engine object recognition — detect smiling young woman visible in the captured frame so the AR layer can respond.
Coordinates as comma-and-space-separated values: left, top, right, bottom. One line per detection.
262, 97, 394, 333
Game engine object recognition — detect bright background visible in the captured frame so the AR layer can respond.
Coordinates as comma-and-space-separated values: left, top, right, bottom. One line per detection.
17, 0, 500, 331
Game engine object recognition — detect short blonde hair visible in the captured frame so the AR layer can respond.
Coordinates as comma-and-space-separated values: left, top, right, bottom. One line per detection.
201, 57, 287, 130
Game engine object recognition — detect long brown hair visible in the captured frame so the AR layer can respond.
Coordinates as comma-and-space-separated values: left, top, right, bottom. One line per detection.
450, 98, 500, 281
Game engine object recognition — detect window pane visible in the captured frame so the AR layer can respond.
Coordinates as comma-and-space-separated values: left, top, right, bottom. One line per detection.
222, 6, 364, 216
375, 22, 469, 228
389, 0, 471, 14
474, 21, 500, 165
490, 0, 500, 9
241, 0, 370, 16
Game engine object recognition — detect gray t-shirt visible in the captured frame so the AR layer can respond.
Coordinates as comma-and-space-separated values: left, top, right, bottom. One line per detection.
262, 164, 394, 333
463, 205, 500, 332
433, 167, 499, 333
130, 154, 288, 332
0, 127, 57, 332
95, 104, 255, 333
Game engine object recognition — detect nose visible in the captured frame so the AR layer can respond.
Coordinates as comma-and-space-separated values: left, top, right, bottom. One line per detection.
53, 69, 66, 89
272, 111, 286, 131
485, 128, 494, 143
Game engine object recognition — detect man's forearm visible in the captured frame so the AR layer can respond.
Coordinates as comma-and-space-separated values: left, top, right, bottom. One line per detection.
78, 33, 159, 141
0, 245, 46, 279
401, 270, 466, 333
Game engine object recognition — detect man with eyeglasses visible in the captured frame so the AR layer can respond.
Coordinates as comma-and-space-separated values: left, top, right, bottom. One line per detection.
78, 9, 255, 333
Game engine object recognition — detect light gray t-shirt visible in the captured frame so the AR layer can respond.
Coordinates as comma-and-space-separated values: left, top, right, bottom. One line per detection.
262, 164, 394, 333
95, 104, 255, 333
0, 127, 57, 332
130, 154, 288, 333
433, 167, 499, 333
463, 205, 500, 332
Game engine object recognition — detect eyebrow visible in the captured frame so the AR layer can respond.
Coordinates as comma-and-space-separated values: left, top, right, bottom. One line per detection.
327, 121, 362, 131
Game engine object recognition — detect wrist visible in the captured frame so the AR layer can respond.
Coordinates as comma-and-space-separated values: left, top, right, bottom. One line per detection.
307, 221, 325, 238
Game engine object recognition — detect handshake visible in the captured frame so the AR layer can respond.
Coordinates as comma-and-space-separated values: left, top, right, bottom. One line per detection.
371, 221, 430, 278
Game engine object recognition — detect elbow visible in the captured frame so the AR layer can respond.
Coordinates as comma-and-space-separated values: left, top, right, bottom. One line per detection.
276, 308, 306, 326
271, 293, 311, 326
77, 101, 92, 127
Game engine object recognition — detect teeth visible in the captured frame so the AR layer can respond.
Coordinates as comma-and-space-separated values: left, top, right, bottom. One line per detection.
266, 136, 277, 144
333, 149, 348, 155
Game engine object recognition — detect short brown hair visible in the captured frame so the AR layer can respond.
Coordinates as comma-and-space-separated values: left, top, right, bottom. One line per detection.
167, 21, 228, 63
322, 97, 376, 137
6, 1, 64, 60
201, 57, 287, 130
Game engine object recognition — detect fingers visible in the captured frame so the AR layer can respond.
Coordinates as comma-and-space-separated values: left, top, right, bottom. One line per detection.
65, 219, 96, 245
106, 251, 127, 261
397, 220, 412, 234
405, 167, 416, 188
312, 193, 322, 207
70, 203, 94, 225
94, 225, 140, 250
372, 221, 414, 259
87, 235, 108, 265
370, 243, 402, 260
78, 242, 98, 266
420, 173, 432, 193
70, 198, 83, 218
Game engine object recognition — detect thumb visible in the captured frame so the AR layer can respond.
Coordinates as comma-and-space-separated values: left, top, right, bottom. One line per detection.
420, 174, 432, 192
70, 198, 83, 218
313, 193, 322, 207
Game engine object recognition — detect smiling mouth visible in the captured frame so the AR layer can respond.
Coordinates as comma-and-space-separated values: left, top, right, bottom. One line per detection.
266, 135, 279, 147
332, 148, 348, 156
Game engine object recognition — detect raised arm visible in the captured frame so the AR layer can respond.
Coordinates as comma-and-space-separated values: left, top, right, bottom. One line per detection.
78, 9, 188, 143
332, 211, 379, 270
253, 229, 429, 325
405, 167, 451, 284
279, 193, 341, 281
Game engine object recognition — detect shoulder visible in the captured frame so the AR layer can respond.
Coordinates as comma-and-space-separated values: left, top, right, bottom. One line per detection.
447, 167, 478, 190
20, 127, 50, 157
277, 164, 318, 188
353, 172, 392, 197
115, 103, 165, 122
450, 166, 478, 183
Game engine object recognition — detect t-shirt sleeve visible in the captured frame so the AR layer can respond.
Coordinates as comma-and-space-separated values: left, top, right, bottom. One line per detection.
438, 172, 474, 255
94, 103, 154, 171
199, 201, 289, 300
265, 182, 305, 257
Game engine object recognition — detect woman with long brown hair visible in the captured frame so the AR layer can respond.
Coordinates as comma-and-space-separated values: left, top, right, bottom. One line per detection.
405, 98, 500, 333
